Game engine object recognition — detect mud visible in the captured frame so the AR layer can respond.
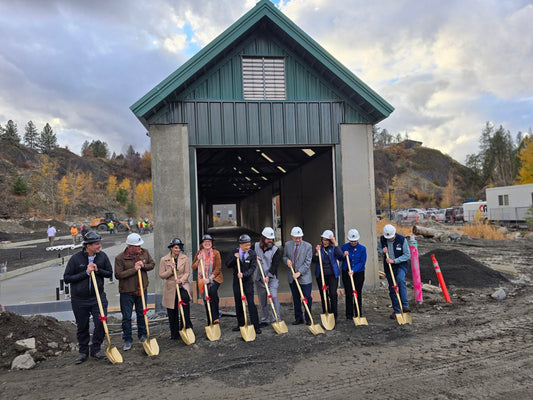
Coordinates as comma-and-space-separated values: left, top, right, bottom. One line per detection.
0, 236, 532, 399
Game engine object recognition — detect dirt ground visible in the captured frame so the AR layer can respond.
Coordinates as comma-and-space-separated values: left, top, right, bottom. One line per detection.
1, 233, 532, 399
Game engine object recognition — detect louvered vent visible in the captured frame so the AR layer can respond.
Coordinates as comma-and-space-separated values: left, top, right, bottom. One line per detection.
243, 57, 286, 100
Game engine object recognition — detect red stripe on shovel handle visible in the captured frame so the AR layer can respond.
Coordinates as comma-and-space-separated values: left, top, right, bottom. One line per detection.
99, 315, 107, 322
268, 294, 273, 298
392, 285, 398, 293
241, 296, 246, 301
205, 296, 211, 302
353, 289, 358, 297
321, 285, 328, 290
178, 300, 186, 306
143, 308, 148, 315
302, 298, 308, 303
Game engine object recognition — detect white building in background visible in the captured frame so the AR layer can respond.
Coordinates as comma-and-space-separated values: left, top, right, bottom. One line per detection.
486, 183, 533, 225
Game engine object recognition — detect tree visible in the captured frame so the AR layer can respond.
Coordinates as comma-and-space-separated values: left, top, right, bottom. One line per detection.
107, 176, 118, 197
2, 120, 20, 143
373, 127, 393, 147
516, 135, 533, 184
126, 200, 137, 217
12, 176, 28, 195
135, 181, 152, 205
24, 121, 39, 149
116, 188, 129, 205
81, 140, 91, 157
82, 140, 109, 158
38, 123, 58, 153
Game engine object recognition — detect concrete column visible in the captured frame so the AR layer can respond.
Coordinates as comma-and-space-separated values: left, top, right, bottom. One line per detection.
149, 124, 192, 302
339, 124, 379, 288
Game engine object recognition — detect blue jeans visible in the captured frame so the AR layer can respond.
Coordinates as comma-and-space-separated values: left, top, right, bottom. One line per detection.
119, 291, 147, 342
289, 281, 312, 324
386, 264, 409, 313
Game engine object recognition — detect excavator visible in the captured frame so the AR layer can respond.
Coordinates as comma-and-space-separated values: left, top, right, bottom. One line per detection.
91, 212, 130, 232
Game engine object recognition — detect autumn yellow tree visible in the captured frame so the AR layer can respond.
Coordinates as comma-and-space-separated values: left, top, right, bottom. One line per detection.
135, 181, 152, 206
516, 136, 533, 184
107, 176, 117, 197
29, 155, 59, 216
119, 178, 131, 194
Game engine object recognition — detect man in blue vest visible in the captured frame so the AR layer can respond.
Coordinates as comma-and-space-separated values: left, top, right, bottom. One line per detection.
377, 224, 411, 319
254, 227, 281, 327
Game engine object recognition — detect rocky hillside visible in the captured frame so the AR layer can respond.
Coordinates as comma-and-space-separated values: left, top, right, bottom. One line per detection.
374, 142, 479, 209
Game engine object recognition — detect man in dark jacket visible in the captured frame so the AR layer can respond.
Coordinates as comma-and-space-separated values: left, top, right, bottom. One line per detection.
64, 231, 113, 364
226, 234, 261, 334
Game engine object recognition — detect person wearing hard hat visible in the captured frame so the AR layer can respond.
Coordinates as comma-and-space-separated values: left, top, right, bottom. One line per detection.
313, 230, 344, 322
114, 233, 155, 351
160, 238, 193, 340
341, 229, 367, 319
283, 226, 313, 325
192, 234, 223, 326
377, 224, 411, 319
254, 227, 282, 327
63, 231, 113, 364
226, 234, 261, 334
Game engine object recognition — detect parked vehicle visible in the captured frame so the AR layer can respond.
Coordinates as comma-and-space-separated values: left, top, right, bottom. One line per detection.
463, 201, 488, 222
430, 209, 446, 222
445, 206, 464, 223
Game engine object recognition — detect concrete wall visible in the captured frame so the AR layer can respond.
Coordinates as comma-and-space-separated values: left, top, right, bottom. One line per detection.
149, 124, 192, 300
281, 150, 335, 245
240, 186, 274, 231
339, 124, 379, 288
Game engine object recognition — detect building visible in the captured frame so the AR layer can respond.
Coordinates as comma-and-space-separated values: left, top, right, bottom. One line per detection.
131, 0, 394, 295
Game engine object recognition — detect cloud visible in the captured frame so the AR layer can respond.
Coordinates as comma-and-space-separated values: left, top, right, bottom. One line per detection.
0, 0, 531, 165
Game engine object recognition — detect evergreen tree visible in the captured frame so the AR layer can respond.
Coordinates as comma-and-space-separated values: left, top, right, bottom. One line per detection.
81, 140, 91, 157
2, 120, 20, 143
38, 123, 58, 153
12, 176, 28, 195
24, 121, 39, 149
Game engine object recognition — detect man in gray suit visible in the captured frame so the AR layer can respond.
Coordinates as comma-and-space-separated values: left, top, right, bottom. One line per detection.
283, 226, 313, 325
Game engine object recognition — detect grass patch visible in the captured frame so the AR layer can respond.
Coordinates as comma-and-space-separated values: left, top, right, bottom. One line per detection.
462, 222, 506, 240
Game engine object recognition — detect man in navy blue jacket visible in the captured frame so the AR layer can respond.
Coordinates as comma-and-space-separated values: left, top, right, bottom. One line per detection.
64, 231, 113, 364
377, 224, 411, 319
341, 228, 367, 319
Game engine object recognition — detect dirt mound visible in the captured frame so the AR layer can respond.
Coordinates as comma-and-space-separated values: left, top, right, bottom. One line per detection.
0, 311, 77, 369
20, 218, 70, 232
418, 249, 509, 288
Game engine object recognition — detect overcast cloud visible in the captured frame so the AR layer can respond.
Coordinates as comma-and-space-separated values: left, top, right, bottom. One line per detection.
0, 0, 531, 163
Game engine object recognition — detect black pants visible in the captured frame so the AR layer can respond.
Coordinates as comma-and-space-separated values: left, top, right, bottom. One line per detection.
342, 269, 365, 318
316, 274, 338, 320
167, 287, 192, 339
71, 293, 107, 356
203, 281, 220, 324
233, 278, 259, 329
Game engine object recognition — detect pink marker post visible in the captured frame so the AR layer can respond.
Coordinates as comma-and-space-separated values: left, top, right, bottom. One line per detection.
408, 236, 423, 303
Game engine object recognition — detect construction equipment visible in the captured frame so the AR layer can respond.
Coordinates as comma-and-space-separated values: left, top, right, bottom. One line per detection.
288, 265, 324, 335
317, 250, 335, 330
256, 259, 288, 334
345, 256, 368, 326
137, 270, 159, 356
236, 258, 256, 342
386, 260, 412, 325
172, 268, 196, 345
199, 259, 221, 341
90, 271, 122, 364
91, 212, 130, 232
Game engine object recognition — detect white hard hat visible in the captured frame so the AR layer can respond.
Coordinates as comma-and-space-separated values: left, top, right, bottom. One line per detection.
290, 226, 304, 237
383, 224, 396, 239
347, 229, 360, 241
321, 230, 334, 239
261, 227, 275, 239
126, 233, 144, 246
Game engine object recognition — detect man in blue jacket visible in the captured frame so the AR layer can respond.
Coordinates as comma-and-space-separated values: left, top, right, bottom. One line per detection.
341, 228, 367, 319
377, 224, 411, 319
64, 231, 113, 364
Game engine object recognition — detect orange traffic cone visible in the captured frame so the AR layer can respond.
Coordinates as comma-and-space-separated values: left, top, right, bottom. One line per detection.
431, 254, 452, 303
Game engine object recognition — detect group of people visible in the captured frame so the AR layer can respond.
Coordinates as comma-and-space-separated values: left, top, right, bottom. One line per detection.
64, 223, 411, 363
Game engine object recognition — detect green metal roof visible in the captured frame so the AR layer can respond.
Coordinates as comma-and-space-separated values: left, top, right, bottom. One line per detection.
131, 0, 394, 126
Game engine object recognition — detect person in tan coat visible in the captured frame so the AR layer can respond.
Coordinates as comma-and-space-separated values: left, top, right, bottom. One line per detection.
192, 234, 223, 325
159, 238, 192, 340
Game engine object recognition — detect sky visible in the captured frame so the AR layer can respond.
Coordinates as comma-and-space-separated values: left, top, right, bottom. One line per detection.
0, 0, 531, 164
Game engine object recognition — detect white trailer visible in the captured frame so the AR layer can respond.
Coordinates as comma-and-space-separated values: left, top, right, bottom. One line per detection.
463, 201, 487, 222
486, 183, 533, 226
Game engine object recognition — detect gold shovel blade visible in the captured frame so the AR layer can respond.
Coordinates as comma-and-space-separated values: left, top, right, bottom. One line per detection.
240, 325, 256, 342
179, 327, 196, 345
352, 317, 369, 326
320, 313, 335, 330
205, 324, 221, 341
142, 338, 159, 356
105, 346, 123, 364
271, 320, 288, 334
402, 312, 413, 325
308, 323, 325, 335
395, 313, 406, 325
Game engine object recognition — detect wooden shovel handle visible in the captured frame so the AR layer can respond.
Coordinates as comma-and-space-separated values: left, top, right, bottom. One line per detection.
317, 250, 329, 314
90, 271, 111, 342
257, 259, 280, 323
236, 257, 249, 326
137, 269, 150, 337
199, 259, 214, 325
172, 267, 188, 323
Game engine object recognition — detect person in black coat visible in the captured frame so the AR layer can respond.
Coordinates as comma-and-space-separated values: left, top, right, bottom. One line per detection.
64, 231, 113, 364
226, 234, 261, 334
